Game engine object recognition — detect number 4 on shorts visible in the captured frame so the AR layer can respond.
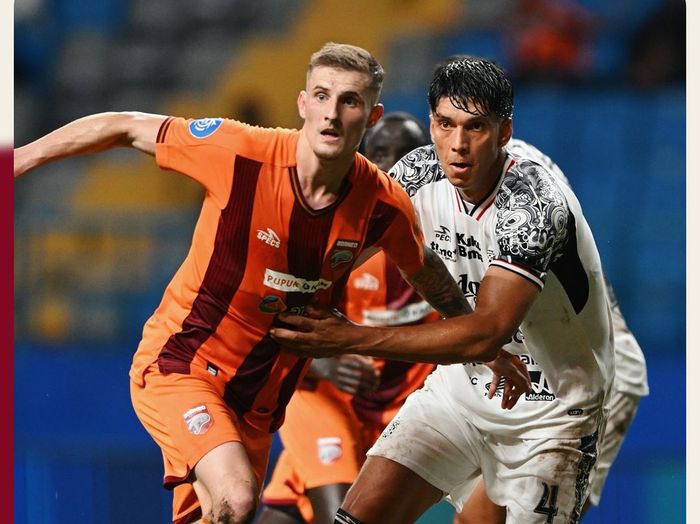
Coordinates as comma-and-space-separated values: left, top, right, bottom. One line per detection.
534, 482, 559, 523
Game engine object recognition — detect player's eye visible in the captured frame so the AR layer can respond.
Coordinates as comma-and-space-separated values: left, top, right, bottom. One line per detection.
342, 96, 359, 107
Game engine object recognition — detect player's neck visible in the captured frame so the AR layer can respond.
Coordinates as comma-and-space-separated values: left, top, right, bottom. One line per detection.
458, 150, 507, 204
296, 135, 355, 210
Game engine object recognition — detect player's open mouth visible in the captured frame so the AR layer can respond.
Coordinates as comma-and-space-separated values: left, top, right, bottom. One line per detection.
321, 129, 341, 138
451, 162, 471, 171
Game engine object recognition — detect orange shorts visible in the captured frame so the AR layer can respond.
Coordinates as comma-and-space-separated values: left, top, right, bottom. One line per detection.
261, 382, 387, 521
131, 363, 273, 523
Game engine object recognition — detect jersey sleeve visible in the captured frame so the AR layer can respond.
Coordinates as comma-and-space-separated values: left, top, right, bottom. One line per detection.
388, 145, 444, 198
370, 179, 425, 276
490, 162, 570, 290
155, 117, 247, 205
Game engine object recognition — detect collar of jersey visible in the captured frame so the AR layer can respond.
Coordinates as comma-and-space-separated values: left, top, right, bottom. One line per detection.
453, 156, 514, 220
288, 165, 353, 216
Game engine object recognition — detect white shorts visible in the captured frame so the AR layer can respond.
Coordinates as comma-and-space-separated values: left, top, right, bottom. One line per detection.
367, 376, 600, 524
587, 389, 641, 506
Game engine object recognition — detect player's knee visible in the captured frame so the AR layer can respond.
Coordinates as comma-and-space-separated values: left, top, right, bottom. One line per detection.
207, 491, 258, 524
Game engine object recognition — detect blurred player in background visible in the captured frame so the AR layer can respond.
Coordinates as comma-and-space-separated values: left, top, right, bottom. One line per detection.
14, 42, 530, 524
257, 113, 437, 524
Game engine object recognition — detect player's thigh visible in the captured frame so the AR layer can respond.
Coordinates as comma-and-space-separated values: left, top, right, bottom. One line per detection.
485, 432, 599, 524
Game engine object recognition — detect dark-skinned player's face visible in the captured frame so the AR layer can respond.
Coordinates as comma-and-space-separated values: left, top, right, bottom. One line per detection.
365, 121, 425, 171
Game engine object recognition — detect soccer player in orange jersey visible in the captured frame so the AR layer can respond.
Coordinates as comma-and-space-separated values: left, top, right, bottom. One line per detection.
14, 44, 530, 524
257, 113, 437, 524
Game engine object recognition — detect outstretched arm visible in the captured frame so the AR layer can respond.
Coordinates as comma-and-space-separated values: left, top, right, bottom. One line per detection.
273, 266, 536, 364
271, 266, 537, 407
14, 111, 168, 178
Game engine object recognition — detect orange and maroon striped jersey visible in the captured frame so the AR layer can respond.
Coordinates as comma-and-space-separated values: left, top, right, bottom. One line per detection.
128, 117, 425, 433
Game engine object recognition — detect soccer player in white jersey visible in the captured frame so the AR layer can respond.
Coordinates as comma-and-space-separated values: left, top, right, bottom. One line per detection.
271, 56, 615, 523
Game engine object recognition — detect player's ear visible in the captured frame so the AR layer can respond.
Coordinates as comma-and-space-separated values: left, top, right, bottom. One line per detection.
297, 91, 307, 120
498, 117, 513, 147
366, 104, 384, 129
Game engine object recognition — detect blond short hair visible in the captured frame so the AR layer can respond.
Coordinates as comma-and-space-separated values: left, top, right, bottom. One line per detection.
307, 42, 384, 102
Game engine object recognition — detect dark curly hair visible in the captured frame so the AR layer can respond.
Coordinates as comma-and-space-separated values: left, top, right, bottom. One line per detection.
428, 56, 513, 120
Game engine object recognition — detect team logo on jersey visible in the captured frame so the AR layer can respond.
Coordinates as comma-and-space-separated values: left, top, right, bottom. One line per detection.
330, 249, 353, 268
353, 272, 380, 291
525, 370, 555, 401
329, 239, 359, 268
257, 227, 280, 248
183, 405, 213, 435
188, 118, 223, 139
264, 269, 331, 293
258, 295, 287, 313
317, 437, 343, 465
434, 225, 451, 241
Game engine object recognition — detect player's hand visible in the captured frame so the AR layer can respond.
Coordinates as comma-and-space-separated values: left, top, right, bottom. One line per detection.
310, 355, 380, 395
270, 304, 362, 358
484, 350, 531, 410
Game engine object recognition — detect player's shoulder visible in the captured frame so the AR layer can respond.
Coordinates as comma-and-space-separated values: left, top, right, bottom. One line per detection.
506, 138, 571, 187
500, 154, 570, 212
388, 144, 445, 198
174, 116, 298, 165
353, 153, 411, 205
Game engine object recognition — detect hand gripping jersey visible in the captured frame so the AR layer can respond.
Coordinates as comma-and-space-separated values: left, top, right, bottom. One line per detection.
507, 139, 649, 398
301, 251, 439, 426
390, 143, 614, 439
128, 117, 425, 434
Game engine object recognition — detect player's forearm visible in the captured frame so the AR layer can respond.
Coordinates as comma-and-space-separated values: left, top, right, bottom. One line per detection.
340, 313, 503, 364
14, 112, 159, 177
402, 246, 472, 318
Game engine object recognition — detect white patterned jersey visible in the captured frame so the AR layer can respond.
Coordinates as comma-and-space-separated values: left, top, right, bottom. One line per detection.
507, 139, 649, 398
390, 143, 615, 438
